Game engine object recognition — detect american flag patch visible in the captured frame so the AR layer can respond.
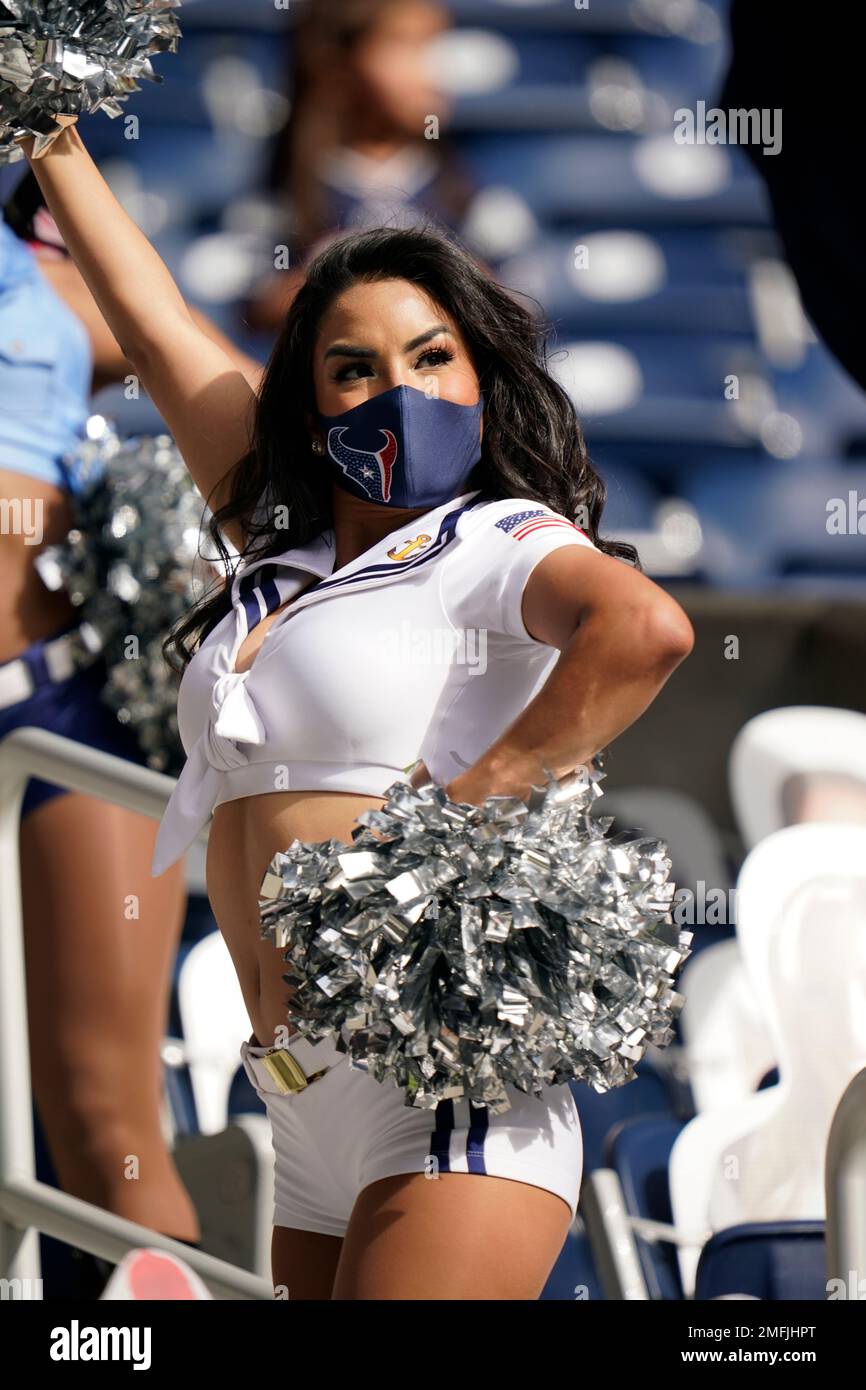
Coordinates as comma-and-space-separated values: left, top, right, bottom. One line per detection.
495, 508, 587, 541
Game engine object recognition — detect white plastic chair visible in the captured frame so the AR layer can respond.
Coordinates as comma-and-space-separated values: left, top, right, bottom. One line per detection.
678, 940, 777, 1113
730, 706, 866, 851
173, 931, 276, 1279
176, 931, 256, 1136
669, 823, 866, 1296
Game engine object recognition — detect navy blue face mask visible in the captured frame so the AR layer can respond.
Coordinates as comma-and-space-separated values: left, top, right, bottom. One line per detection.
317, 384, 484, 509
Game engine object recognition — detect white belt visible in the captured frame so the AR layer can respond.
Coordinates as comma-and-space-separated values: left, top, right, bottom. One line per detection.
0, 627, 100, 712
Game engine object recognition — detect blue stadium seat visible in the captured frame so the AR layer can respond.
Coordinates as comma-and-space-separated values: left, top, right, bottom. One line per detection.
678, 457, 866, 586
609, 34, 728, 104
459, 133, 769, 226
447, 31, 725, 134
446, 0, 725, 41
694, 1222, 827, 1301
541, 1226, 606, 1301
771, 340, 866, 460
593, 458, 661, 529
179, 0, 289, 31
570, 1059, 683, 1176
551, 333, 764, 471
499, 227, 754, 335
84, 125, 271, 225
447, 0, 637, 27
83, 33, 287, 129
604, 1115, 688, 1299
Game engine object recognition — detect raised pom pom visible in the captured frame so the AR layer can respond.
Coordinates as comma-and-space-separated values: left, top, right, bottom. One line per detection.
0, 0, 181, 162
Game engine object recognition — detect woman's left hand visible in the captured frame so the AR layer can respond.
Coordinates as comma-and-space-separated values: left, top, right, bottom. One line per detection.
409, 756, 486, 804
410, 756, 561, 808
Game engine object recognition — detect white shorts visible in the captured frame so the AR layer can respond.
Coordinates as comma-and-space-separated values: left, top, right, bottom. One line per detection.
239, 1031, 584, 1238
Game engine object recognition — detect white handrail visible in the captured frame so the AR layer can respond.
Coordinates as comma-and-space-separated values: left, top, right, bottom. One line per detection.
0, 726, 270, 1300
826, 1067, 866, 1300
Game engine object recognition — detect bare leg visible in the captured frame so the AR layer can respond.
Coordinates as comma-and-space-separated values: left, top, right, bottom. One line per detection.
271, 1226, 344, 1300
20, 791, 199, 1241
332, 1172, 572, 1300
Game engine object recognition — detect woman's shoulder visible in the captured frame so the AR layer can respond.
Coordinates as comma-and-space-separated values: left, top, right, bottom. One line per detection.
457, 494, 593, 546
444, 494, 596, 640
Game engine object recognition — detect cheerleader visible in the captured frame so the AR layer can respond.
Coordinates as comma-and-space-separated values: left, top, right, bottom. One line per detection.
247, 0, 486, 331
22, 120, 693, 1300
0, 171, 262, 1294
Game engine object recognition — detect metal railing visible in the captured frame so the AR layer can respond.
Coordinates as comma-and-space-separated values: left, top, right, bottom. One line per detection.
0, 726, 271, 1300
826, 1065, 866, 1298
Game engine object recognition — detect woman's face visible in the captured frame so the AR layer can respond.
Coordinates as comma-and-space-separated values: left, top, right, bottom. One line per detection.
351, 1, 451, 135
311, 277, 481, 432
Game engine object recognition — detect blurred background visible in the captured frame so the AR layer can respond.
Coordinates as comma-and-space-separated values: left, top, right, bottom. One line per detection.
5, 0, 864, 855
3, 0, 865, 1302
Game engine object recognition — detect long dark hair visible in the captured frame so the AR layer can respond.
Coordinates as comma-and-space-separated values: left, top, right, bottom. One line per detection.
165, 223, 637, 671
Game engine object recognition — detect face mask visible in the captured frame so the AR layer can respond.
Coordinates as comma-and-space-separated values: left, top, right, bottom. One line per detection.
317, 384, 484, 509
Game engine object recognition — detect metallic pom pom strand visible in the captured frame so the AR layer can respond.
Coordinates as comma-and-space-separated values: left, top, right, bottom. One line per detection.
0, 0, 182, 162
258, 767, 693, 1113
35, 416, 213, 776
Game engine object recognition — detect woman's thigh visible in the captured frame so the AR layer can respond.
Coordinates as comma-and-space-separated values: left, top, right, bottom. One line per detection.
332, 1170, 572, 1300
272, 1225, 344, 1301
20, 789, 186, 1116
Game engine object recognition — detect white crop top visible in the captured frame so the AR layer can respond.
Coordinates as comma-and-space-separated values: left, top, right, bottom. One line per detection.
151, 487, 596, 876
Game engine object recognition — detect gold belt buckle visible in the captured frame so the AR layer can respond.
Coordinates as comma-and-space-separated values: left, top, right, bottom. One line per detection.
261, 1047, 328, 1095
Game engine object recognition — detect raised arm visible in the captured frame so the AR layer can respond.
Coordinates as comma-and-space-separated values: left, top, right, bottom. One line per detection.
19, 121, 261, 546
35, 252, 266, 396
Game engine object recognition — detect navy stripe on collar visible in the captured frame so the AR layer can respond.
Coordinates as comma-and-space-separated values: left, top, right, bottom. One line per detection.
237, 561, 282, 632
299, 492, 489, 599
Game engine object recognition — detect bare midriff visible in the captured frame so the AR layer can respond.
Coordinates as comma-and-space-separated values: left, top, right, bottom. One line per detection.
203, 561, 394, 1048
0, 469, 80, 662
206, 789, 387, 1049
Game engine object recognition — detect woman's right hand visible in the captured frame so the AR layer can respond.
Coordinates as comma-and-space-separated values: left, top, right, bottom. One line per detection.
16, 113, 78, 160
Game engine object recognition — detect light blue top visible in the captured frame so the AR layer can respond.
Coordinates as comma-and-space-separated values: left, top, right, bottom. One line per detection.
0, 218, 93, 491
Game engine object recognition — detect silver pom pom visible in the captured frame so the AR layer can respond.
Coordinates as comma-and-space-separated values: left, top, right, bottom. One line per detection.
0, 0, 181, 162
35, 415, 213, 775
259, 762, 693, 1113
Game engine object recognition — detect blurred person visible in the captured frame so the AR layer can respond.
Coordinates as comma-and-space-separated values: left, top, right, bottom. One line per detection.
722, 0, 866, 392
0, 167, 263, 1295
22, 116, 694, 1300
246, 0, 486, 332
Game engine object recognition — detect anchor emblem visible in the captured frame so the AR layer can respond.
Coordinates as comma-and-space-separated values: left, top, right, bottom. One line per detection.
387, 532, 432, 560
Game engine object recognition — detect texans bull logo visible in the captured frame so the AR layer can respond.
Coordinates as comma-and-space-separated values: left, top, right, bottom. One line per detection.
326, 426, 398, 503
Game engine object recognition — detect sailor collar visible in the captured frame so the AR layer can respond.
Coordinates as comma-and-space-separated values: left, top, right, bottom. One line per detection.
228, 487, 486, 636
